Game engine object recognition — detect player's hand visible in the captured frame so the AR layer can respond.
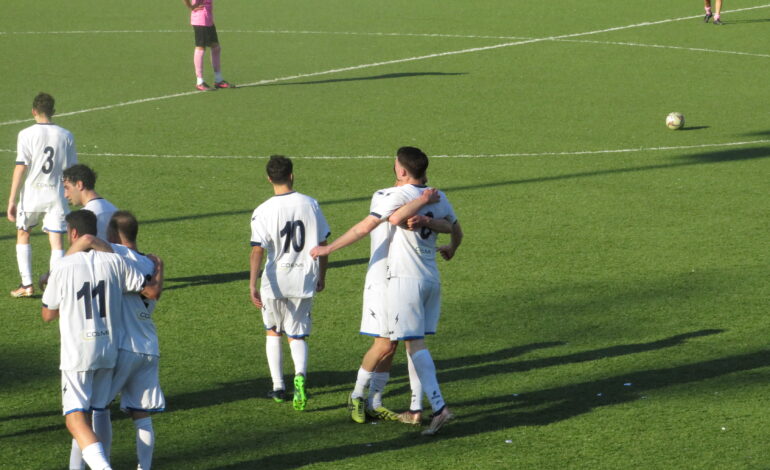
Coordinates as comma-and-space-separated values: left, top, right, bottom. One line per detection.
39, 271, 50, 290
420, 188, 440, 205
190, 0, 205, 10
406, 214, 429, 230
250, 287, 263, 309
438, 245, 456, 260
316, 278, 325, 293
7, 202, 16, 222
310, 245, 331, 259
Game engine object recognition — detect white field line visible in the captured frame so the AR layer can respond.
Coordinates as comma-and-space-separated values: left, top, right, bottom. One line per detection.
2, 4, 768, 128
558, 39, 770, 59
1, 140, 767, 160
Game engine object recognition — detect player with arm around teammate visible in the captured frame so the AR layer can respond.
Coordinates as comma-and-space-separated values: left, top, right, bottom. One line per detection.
42, 210, 161, 470
250, 155, 330, 411
7, 92, 77, 298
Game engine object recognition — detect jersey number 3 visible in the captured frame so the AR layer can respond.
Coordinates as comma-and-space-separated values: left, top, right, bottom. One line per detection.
77, 280, 106, 320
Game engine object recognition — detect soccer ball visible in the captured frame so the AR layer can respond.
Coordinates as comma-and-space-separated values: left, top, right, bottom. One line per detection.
666, 112, 685, 130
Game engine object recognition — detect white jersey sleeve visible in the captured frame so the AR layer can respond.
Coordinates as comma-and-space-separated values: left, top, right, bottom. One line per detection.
16, 123, 77, 213
84, 198, 118, 240
42, 251, 145, 371
364, 188, 395, 287
250, 192, 330, 299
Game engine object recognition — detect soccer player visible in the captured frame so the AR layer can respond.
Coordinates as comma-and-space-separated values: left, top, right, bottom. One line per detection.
183, 0, 233, 91
310, 181, 448, 424
66, 211, 165, 470
42, 210, 161, 470
63, 164, 118, 240
249, 155, 330, 411
704, 0, 724, 24
7, 92, 77, 298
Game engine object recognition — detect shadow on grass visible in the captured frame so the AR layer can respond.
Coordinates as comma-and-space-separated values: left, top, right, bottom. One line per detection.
239, 72, 466, 89
2, 145, 767, 243
204, 348, 770, 470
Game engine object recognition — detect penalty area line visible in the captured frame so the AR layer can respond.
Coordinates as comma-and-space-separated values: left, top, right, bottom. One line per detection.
0, 140, 767, 160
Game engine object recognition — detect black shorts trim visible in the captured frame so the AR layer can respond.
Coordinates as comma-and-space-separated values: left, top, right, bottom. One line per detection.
193, 25, 219, 47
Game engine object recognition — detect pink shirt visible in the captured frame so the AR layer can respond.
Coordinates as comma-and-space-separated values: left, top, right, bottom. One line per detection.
190, 0, 214, 26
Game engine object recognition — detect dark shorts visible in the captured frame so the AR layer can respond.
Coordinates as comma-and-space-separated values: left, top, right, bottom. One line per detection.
193, 25, 219, 47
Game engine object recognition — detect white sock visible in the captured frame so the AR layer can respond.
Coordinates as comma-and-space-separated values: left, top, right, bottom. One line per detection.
196, 76, 205, 85
50, 249, 65, 270
266, 336, 284, 390
289, 339, 308, 376
81, 442, 111, 470
410, 349, 445, 413
69, 438, 85, 470
134, 417, 154, 470
368, 372, 389, 409
407, 353, 423, 412
352, 367, 372, 399
16, 244, 32, 286
92, 409, 112, 458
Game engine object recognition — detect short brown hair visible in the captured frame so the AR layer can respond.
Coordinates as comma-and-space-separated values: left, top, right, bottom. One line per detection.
32, 92, 56, 117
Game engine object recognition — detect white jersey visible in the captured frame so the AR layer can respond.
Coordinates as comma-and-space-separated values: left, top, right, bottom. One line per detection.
42, 250, 146, 371
365, 188, 396, 287
111, 244, 159, 357
84, 197, 118, 240
250, 191, 330, 299
371, 184, 457, 282
16, 122, 77, 213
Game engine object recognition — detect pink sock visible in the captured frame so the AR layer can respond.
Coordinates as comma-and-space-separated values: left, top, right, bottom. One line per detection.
211, 45, 221, 76
194, 48, 205, 82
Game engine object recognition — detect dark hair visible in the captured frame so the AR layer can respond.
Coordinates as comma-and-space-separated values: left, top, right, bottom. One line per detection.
66, 210, 98, 236
63, 164, 97, 190
266, 155, 293, 185
108, 210, 139, 243
396, 146, 429, 180
32, 93, 55, 117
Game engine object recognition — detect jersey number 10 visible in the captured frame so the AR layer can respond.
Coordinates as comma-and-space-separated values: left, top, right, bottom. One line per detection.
280, 220, 305, 253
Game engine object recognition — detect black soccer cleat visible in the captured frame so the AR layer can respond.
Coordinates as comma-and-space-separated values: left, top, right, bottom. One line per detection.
704, 12, 712, 23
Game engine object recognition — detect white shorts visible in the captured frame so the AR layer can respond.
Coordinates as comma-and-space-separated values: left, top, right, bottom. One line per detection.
387, 277, 441, 341
262, 297, 313, 338
360, 282, 389, 337
16, 208, 67, 233
61, 368, 113, 415
110, 350, 165, 413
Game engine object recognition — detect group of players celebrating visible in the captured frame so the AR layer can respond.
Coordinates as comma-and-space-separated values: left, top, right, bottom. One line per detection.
249, 148, 463, 436
7, 93, 462, 470
8, 93, 165, 470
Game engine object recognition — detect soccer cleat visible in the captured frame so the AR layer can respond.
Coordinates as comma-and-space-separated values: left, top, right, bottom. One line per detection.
214, 80, 235, 89
267, 389, 286, 403
713, 18, 723, 25
10, 284, 34, 298
704, 12, 712, 22
366, 406, 400, 421
196, 82, 215, 91
293, 374, 307, 411
347, 395, 366, 424
421, 406, 454, 436
398, 409, 422, 426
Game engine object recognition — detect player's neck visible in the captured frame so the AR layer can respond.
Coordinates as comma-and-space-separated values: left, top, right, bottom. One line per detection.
273, 184, 293, 196
120, 240, 138, 251
33, 115, 52, 124
82, 191, 101, 205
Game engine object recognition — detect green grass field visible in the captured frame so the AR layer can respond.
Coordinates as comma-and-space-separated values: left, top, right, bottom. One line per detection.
2, 1, 769, 468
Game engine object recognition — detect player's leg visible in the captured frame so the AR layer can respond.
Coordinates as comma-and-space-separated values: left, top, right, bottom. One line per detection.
704, 0, 713, 22
286, 298, 312, 411
66, 413, 112, 470
121, 353, 164, 470
12, 227, 33, 297
263, 299, 286, 401
62, 371, 112, 470
713, 0, 723, 24
130, 411, 154, 470
365, 340, 400, 420
192, 26, 213, 90
44, 210, 67, 269
398, 352, 424, 425
91, 368, 115, 458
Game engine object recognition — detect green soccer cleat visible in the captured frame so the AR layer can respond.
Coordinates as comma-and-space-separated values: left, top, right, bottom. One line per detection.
347, 395, 366, 424
267, 389, 286, 403
293, 374, 307, 411
366, 406, 401, 421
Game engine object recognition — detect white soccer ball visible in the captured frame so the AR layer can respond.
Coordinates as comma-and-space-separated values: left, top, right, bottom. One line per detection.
666, 112, 685, 130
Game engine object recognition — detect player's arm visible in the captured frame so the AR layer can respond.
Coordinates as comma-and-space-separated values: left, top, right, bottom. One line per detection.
65, 234, 114, 255
438, 220, 463, 261
387, 188, 439, 227
7, 164, 27, 222
141, 254, 164, 300
316, 240, 328, 292
41, 306, 60, 322
183, 0, 203, 10
249, 245, 265, 308
406, 215, 453, 233
310, 215, 381, 259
